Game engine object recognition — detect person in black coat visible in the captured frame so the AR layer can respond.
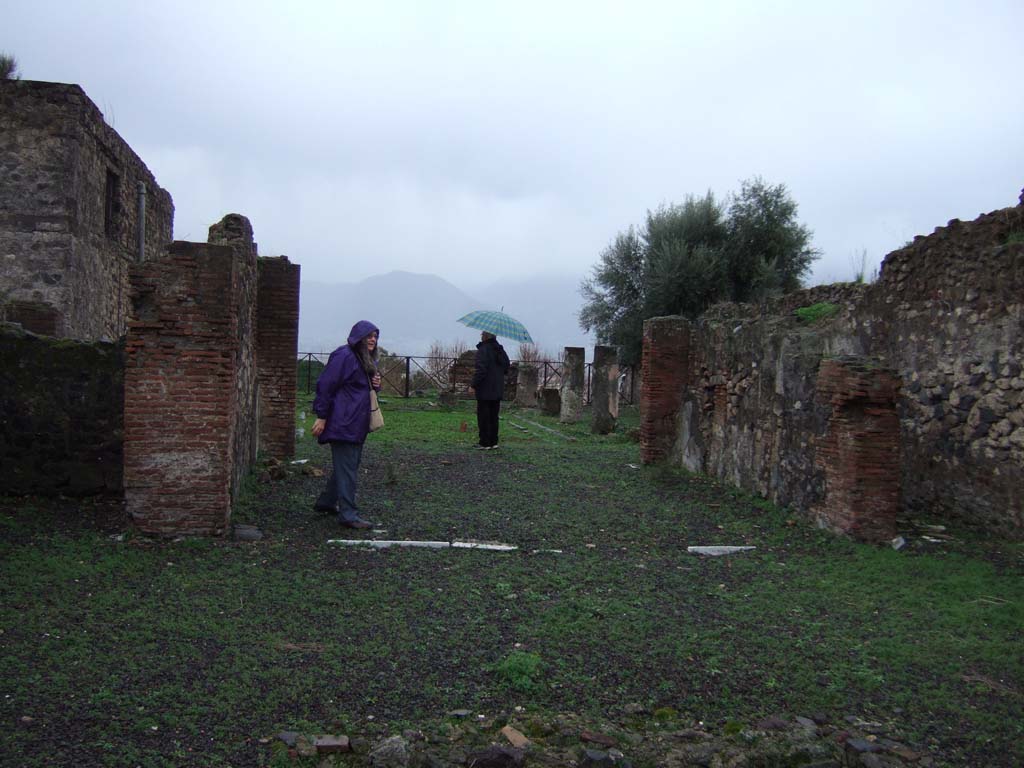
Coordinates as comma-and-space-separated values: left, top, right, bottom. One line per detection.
471, 331, 510, 449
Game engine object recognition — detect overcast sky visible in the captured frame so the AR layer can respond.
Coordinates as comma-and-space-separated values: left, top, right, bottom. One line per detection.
7, 1, 1023, 290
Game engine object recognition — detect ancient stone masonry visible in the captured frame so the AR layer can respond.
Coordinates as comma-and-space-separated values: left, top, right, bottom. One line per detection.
639, 318, 691, 464
0, 79, 302, 537
124, 242, 243, 536
865, 201, 1024, 534
559, 346, 585, 423
514, 363, 539, 408
592, 345, 620, 434
208, 215, 259, 500
813, 358, 901, 542
257, 256, 301, 460
0, 80, 174, 340
0, 322, 123, 496
122, 226, 300, 536
640, 193, 1024, 538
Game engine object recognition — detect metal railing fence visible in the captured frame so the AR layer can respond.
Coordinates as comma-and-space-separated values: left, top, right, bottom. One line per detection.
297, 353, 637, 405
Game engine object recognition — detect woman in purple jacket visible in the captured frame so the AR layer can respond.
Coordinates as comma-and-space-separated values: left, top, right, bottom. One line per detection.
311, 320, 382, 529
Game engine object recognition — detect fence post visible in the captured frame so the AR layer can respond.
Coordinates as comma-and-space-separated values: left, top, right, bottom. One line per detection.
305, 353, 313, 394
405, 356, 411, 398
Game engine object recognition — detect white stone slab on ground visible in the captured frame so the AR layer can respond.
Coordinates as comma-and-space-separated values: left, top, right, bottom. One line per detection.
686, 545, 756, 556
327, 539, 518, 551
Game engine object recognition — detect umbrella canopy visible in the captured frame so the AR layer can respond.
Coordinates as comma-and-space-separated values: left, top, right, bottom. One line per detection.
457, 310, 534, 343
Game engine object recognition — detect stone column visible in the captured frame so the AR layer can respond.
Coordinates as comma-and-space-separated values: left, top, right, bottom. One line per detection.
515, 363, 539, 407
592, 345, 620, 434
559, 347, 585, 423
540, 388, 561, 416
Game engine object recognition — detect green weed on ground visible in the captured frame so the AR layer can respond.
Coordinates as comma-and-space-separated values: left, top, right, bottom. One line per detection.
0, 396, 1021, 766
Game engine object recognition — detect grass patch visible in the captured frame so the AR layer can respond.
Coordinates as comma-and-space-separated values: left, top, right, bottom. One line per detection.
1006, 230, 1024, 245
0, 396, 1021, 766
794, 301, 839, 323
491, 651, 544, 693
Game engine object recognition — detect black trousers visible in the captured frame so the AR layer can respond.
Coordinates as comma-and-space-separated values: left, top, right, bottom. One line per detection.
476, 399, 501, 447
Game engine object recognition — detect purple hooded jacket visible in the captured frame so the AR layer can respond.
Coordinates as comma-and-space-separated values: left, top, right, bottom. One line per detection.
313, 320, 380, 444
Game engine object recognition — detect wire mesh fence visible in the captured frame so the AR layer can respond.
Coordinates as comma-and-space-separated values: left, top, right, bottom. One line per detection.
297, 353, 637, 405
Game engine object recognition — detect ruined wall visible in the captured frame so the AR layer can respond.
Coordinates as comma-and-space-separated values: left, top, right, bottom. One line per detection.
123, 242, 243, 536
642, 194, 1024, 537
0, 80, 173, 341
256, 255, 301, 458
640, 318, 692, 464
866, 201, 1024, 532
813, 358, 901, 541
208, 215, 259, 496
0, 322, 123, 496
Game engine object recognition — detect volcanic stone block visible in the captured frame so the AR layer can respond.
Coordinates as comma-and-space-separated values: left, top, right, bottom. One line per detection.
540, 387, 561, 416
559, 346, 585, 423
592, 345, 620, 434
515, 363, 539, 407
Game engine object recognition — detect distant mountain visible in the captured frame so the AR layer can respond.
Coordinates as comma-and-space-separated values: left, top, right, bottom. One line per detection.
299, 270, 594, 357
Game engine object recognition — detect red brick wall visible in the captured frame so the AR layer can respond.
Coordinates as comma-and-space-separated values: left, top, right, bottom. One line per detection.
256, 256, 300, 458
123, 242, 239, 536
5, 301, 63, 337
813, 358, 901, 542
640, 317, 691, 463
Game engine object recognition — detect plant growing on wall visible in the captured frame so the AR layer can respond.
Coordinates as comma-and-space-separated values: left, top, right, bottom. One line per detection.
794, 302, 839, 324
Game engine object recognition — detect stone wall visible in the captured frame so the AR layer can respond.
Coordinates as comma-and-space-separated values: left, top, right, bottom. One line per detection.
641, 193, 1024, 538
256, 255, 301, 458
864, 201, 1024, 533
124, 242, 244, 536
0, 80, 174, 341
0, 322, 123, 496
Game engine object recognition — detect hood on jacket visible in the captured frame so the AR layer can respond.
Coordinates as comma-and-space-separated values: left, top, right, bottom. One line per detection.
347, 320, 380, 347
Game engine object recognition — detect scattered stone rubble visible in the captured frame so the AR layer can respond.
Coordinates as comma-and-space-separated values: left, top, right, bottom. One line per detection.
267, 707, 937, 767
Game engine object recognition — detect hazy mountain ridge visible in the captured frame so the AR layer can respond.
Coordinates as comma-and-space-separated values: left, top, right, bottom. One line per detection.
299, 271, 593, 356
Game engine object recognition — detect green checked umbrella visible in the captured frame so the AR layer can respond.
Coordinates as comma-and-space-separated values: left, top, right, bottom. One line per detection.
457, 309, 534, 343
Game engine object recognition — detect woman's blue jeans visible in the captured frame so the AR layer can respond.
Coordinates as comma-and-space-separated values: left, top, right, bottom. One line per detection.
317, 441, 364, 522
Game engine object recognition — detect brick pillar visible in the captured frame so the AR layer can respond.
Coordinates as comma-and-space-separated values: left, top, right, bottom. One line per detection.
640, 317, 691, 463
592, 345, 620, 434
559, 347, 585, 423
208, 215, 258, 499
814, 356, 901, 543
256, 256, 300, 458
515, 363, 539, 407
124, 242, 240, 536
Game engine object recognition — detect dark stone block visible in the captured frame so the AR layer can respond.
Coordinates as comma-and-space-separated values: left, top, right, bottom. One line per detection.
465, 745, 524, 767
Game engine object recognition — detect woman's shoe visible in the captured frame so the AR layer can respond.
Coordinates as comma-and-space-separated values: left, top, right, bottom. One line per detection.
339, 517, 373, 530
313, 502, 337, 514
